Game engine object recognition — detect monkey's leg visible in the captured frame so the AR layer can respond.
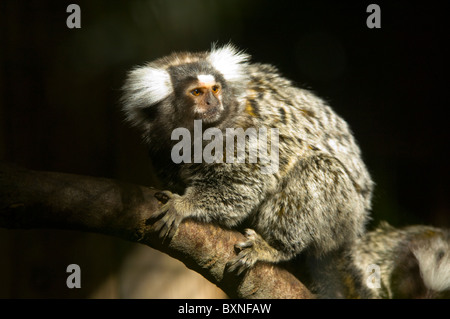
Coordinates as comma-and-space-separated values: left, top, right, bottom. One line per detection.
228, 154, 367, 275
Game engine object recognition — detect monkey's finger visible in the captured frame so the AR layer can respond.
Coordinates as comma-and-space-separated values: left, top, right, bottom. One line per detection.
226, 254, 239, 272
147, 212, 166, 227
236, 264, 247, 276
237, 255, 255, 275
150, 204, 171, 220
146, 213, 164, 226
167, 218, 181, 239
160, 226, 171, 241
152, 218, 166, 233
235, 240, 253, 251
229, 258, 249, 276
243, 228, 257, 239
227, 250, 249, 274
159, 224, 172, 240
154, 190, 173, 204
226, 259, 239, 274
158, 215, 175, 239
160, 214, 182, 241
231, 260, 245, 276
161, 218, 175, 240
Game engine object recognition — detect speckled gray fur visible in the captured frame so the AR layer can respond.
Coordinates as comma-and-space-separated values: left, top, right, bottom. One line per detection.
122, 44, 374, 275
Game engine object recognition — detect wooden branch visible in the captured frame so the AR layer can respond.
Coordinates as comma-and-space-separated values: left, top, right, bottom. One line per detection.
0, 162, 313, 299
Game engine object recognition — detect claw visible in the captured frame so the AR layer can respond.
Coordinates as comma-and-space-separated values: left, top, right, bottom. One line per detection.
147, 191, 184, 240
153, 218, 166, 234
227, 228, 261, 275
235, 240, 253, 251
229, 248, 258, 275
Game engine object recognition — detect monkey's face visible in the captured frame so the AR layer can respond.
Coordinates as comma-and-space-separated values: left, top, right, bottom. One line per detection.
122, 44, 249, 134
183, 74, 224, 124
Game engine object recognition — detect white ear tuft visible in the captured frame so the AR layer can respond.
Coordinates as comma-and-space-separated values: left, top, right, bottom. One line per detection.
122, 66, 172, 125
125, 66, 172, 106
208, 43, 250, 83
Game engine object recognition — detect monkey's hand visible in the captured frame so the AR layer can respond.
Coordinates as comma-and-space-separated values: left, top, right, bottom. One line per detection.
227, 228, 274, 276
151, 190, 187, 240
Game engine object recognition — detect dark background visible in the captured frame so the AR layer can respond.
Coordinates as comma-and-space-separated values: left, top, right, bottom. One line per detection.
0, 0, 448, 298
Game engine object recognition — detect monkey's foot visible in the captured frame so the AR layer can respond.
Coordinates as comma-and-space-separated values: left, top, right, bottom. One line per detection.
150, 190, 185, 240
227, 228, 271, 276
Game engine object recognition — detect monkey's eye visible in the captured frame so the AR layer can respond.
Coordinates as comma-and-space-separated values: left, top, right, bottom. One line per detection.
191, 88, 202, 96
211, 85, 220, 94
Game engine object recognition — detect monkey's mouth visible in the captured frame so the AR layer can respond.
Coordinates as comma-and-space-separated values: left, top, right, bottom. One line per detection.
197, 107, 221, 123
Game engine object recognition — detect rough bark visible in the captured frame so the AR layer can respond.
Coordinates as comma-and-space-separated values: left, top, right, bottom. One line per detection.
0, 162, 313, 299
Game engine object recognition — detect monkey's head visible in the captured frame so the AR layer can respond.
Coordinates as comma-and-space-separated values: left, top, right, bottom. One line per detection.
121, 44, 250, 142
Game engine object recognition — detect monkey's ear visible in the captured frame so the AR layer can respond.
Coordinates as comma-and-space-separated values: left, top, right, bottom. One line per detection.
124, 66, 172, 106
121, 66, 172, 125
208, 43, 250, 84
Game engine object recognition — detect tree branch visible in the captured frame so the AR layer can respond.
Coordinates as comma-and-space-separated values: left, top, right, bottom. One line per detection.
0, 162, 312, 299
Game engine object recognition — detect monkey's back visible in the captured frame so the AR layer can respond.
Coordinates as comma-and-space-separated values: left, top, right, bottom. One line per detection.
243, 63, 373, 210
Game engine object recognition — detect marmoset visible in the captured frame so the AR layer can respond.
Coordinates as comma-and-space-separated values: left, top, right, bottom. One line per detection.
121, 44, 374, 275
